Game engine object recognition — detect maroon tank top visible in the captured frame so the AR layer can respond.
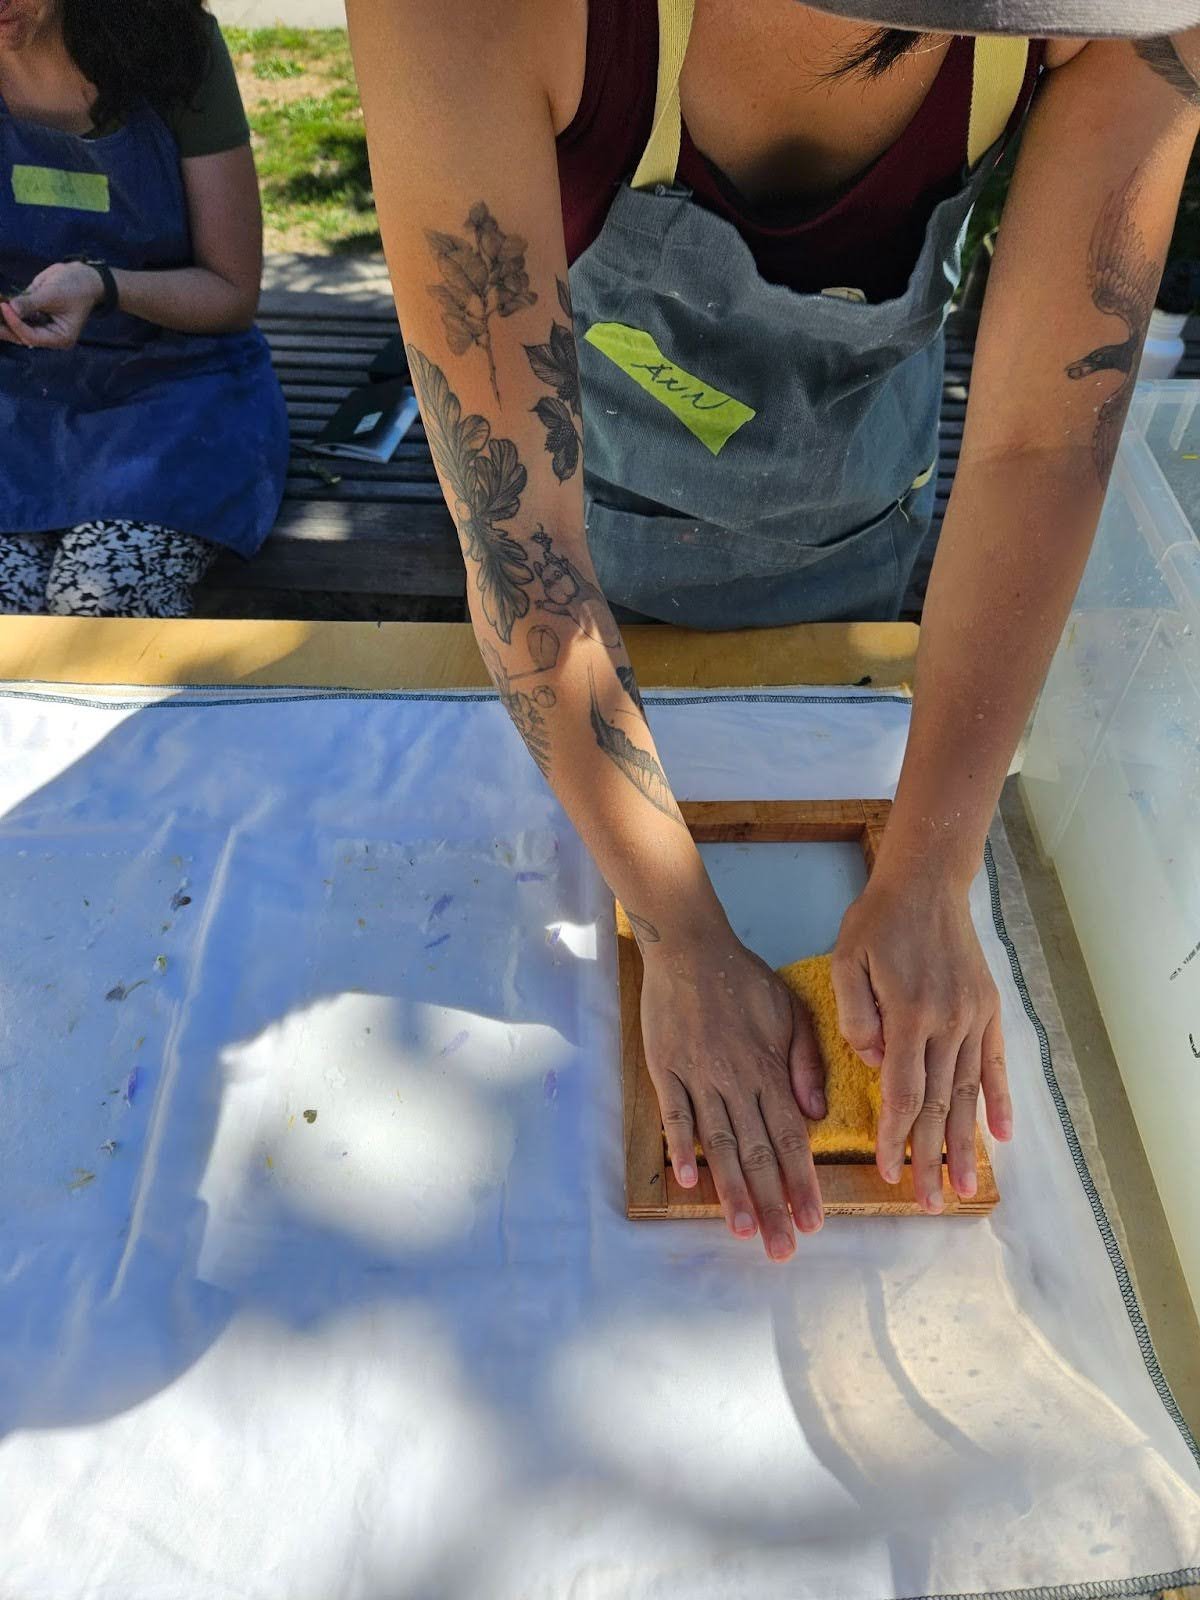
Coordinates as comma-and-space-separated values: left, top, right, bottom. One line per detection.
556, 2, 1044, 303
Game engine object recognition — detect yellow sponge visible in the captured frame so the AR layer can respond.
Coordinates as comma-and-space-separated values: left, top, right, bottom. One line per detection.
776, 954, 881, 1159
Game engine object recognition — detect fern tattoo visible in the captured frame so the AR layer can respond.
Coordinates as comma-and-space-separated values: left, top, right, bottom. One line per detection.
1066, 170, 1158, 486
425, 202, 537, 402
588, 665, 685, 826
626, 911, 661, 946
408, 345, 534, 642
524, 277, 583, 481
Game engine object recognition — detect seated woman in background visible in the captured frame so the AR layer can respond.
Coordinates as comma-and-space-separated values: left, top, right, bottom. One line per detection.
0, 0, 288, 618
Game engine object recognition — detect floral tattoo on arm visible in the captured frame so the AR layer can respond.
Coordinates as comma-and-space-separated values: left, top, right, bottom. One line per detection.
425, 202, 537, 403
408, 344, 536, 643
588, 665, 686, 827
1065, 169, 1158, 485
524, 277, 583, 481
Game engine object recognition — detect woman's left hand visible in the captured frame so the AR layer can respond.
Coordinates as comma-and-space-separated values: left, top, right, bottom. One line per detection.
0, 262, 104, 349
830, 870, 1013, 1212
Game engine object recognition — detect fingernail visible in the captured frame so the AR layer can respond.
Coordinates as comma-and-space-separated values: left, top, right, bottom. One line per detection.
769, 1234, 794, 1261
995, 1118, 1013, 1139
678, 1163, 696, 1186
883, 1164, 901, 1185
733, 1210, 755, 1235
810, 1092, 827, 1118
925, 1191, 944, 1214
959, 1174, 977, 1198
800, 1205, 823, 1233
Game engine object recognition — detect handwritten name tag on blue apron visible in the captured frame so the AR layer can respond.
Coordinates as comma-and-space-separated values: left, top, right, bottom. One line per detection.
583, 321, 756, 457
12, 164, 110, 213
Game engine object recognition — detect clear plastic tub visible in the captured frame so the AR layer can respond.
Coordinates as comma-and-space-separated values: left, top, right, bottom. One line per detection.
1021, 382, 1200, 1315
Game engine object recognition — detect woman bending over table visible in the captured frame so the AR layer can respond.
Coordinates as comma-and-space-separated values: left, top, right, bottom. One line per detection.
348, 0, 1200, 1257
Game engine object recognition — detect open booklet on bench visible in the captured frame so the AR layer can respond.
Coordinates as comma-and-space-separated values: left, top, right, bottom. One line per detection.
309, 378, 420, 464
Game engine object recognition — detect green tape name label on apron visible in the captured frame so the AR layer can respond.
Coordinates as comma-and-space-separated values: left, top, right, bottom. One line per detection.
583, 322, 755, 456
12, 164, 111, 213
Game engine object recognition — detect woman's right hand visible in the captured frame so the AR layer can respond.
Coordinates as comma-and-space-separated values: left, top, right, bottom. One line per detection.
639, 926, 828, 1260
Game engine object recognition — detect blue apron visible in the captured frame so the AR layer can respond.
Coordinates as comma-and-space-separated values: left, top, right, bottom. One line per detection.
570, 5, 1031, 627
0, 93, 288, 556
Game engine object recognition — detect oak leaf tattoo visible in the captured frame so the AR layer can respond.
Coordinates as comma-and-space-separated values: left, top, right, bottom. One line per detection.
524, 278, 583, 481
425, 202, 538, 402
588, 665, 685, 826
409, 345, 533, 642
1065, 171, 1158, 485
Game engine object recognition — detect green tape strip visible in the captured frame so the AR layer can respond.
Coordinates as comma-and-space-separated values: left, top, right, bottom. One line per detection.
12, 164, 110, 213
584, 322, 755, 456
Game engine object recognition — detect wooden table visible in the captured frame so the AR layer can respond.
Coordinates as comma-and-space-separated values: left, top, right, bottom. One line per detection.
0, 616, 919, 691
0, 615, 1195, 1594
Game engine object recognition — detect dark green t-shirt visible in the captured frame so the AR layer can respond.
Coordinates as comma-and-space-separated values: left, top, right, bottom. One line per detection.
165, 16, 250, 158
87, 15, 250, 155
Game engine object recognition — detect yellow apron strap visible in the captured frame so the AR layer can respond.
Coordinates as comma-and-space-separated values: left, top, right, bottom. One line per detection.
967, 36, 1029, 169
632, 12, 1028, 193
630, 0, 696, 192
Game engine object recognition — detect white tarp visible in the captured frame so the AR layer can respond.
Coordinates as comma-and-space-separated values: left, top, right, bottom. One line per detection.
0, 681, 1196, 1600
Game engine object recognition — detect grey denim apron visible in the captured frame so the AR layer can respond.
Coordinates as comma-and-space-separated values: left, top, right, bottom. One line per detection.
569, 2, 1030, 628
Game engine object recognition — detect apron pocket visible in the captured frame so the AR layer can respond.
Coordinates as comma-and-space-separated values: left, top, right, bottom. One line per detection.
585, 493, 919, 628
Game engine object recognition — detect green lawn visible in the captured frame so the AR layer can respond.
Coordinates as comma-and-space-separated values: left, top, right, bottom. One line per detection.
224, 25, 379, 256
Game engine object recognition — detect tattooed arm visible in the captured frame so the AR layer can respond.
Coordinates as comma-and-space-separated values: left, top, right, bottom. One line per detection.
831, 40, 1199, 1207
345, 0, 688, 859
348, 0, 826, 1256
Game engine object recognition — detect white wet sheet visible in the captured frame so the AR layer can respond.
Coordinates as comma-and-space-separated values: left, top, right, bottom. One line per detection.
0, 681, 1196, 1600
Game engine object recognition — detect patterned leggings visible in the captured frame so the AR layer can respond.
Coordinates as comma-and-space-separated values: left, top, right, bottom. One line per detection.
0, 519, 217, 619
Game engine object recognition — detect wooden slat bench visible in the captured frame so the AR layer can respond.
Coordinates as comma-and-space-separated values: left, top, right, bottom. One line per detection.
199, 302, 465, 618
200, 298, 1141, 620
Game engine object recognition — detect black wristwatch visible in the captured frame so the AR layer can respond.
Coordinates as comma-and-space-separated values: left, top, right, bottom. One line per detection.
68, 255, 119, 317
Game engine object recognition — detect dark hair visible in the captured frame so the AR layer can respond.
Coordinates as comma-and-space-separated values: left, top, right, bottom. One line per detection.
831, 27, 926, 80
61, 0, 213, 131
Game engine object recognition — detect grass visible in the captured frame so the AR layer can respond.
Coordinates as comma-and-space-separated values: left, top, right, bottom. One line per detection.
224, 25, 379, 256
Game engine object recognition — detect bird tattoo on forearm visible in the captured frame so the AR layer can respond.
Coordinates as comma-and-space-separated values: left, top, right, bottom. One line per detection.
1065, 169, 1159, 486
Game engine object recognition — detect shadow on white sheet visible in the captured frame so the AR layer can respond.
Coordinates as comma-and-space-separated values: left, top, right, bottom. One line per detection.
197, 832, 580, 1275
0, 685, 1195, 1600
